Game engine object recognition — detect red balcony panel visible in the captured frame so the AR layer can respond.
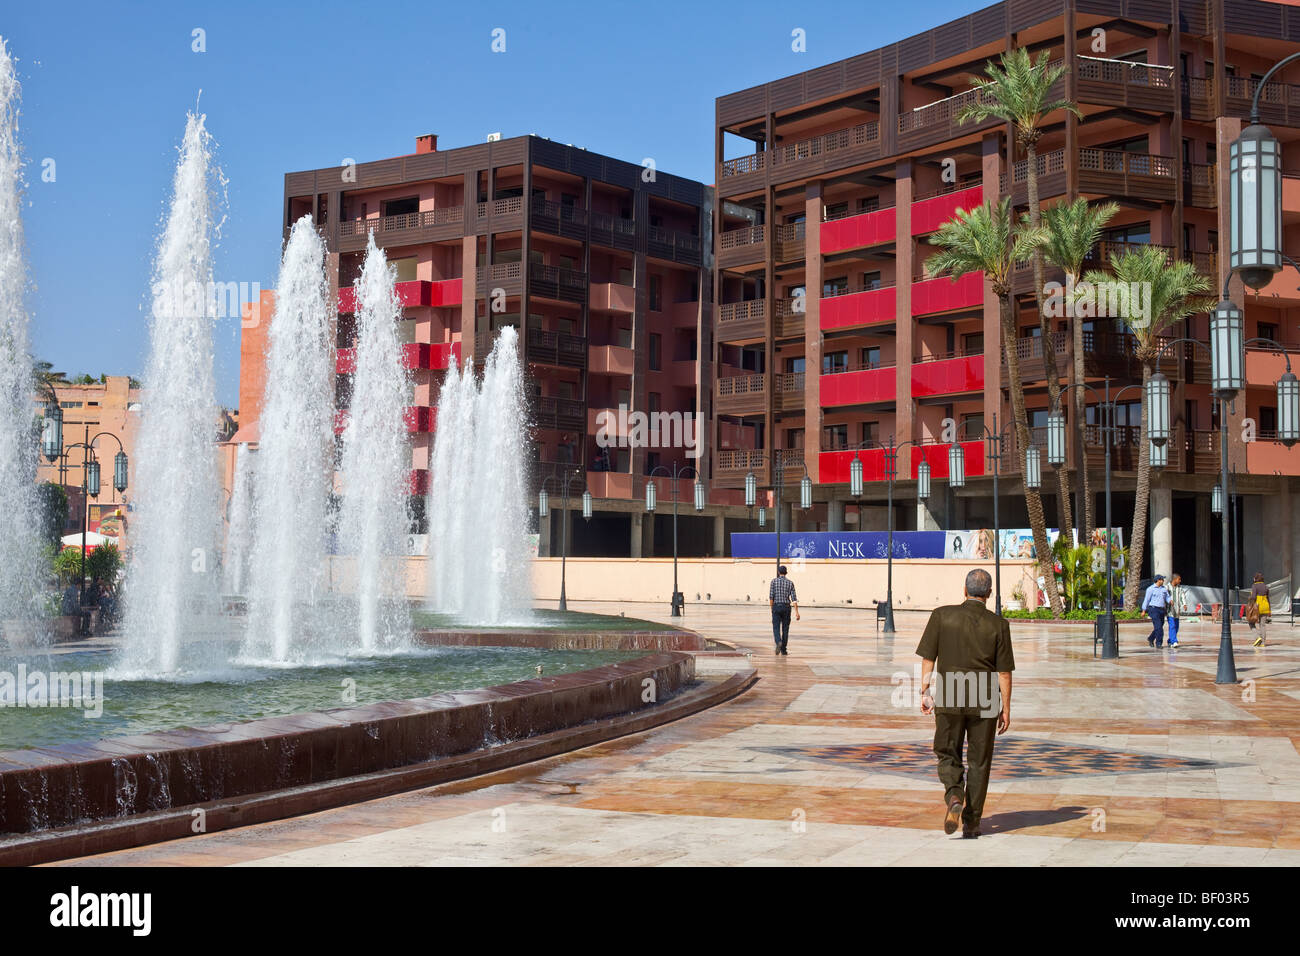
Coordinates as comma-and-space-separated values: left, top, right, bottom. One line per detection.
910, 272, 984, 316
820, 286, 896, 331
403, 406, 436, 433
401, 343, 430, 369
337, 278, 462, 313
819, 367, 896, 406
1246, 440, 1300, 475
336, 348, 356, 374
911, 185, 983, 236
429, 341, 462, 370
820, 208, 896, 255
912, 440, 985, 479
819, 447, 889, 484
428, 278, 462, 307
408, 469, 429, 496
910, 355, 985, 397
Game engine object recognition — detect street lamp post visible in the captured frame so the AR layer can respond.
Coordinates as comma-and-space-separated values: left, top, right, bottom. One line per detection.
845, 437, 938, 634
1050, 376, 1144, 658
52, 426, 129, 613
538, 467, 589, 613
646, 461, 704, 616
743, 452, 811, 576
966, 414, 1036, 615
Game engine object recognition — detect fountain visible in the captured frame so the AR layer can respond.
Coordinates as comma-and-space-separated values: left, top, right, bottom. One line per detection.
223, 443, 254, 597
426, 326, 532, 623
335, 234, 412, 652
120, 112, 223, 674
241, 216, 335, 663
0, 39, 43, 645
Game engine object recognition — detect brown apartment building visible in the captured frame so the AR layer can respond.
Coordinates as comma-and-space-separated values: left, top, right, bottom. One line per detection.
712, 0, 1300, 582
266, 134, 748, 558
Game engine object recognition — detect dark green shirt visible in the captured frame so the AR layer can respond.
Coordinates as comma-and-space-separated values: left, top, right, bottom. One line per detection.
915, 599, 1015, 715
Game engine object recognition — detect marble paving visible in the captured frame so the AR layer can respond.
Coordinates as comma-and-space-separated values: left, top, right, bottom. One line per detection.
49, 602, 1300, 867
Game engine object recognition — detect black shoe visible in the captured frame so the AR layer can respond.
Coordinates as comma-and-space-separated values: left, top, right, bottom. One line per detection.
1148, 639, 1155, 647
780, 645, 788, 655
962, 827, 981, 839
944, 798, 963, 835
774, 645, 781, 656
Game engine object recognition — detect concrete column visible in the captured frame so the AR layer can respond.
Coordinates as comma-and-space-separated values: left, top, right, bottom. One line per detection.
712, 513, 726, 557
1195, 494, 1211, 578
1151, 485, 1173, 580
630, 511, 643, 559
827, 499, 845, 532
1282, 478, 1294, 581
641, 511, 656, 557
916, 495, 942, 531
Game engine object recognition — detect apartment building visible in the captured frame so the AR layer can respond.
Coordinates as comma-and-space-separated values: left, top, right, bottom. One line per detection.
274, 133, 745, 558
712, 0, 1300, 582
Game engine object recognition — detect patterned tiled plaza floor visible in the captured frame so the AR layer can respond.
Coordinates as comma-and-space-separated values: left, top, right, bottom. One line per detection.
50, 602, 1300, 866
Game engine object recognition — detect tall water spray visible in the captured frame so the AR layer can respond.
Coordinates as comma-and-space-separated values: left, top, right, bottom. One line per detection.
337, 234, 411, 651
0, 39, 43, 644
242, 217, 334, 662
426, 327, 532, 623
223, 444, 254, 597
121, 113, 223, 673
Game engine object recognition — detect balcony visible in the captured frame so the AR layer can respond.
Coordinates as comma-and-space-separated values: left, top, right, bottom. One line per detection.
588, 344, 635, 377
474, 196, 525, 233
1246, 342, 1300, 384
898, 87, 1002, 152
672, 299, 701, 329
911, 352, 984, 397
1183, 162, 1217, 208
530, 198, 588, 241
335, 206, 465, 251
672, 359, 698, 388
534, 395, 583, 432
529, 264, 588, 304
590, 282, 635, 314
525, 327, 586, 369
775, 372, 804, 412
718, 224, 765, 269
336, 342, 461, 374
336, 278, 462, 313
428, 342, 461, 370
774, 295, 807, 338
1078, 148, 1176, 203
403, 406, 435, 434
1076, 56, 1174, 112
1250, 269, 1300, 306
819, 445, 884, 484
1001, 149, 1067, 206
1183, 76, 1215, 122
769, 121, 881, 183
720, 152, 766, 181
1225, 74, 1300, 129
911, 185, 983, 236
590, 211, 637, 252
821, 205, 896, 255
477, 262, 524, 298
774, 222, 805, 263
1246, 436, 1300, 476
717, 299, 766, 344
820, 364, 896, 407
715, 447, 768, 483
820, 283, 896, 331
647, 225, 703, 265
716, 373, 767, 417
586, 470, 637, 500
913, 440, 984, 480
1005, 331, 1068, 383
910, 272, 983, 316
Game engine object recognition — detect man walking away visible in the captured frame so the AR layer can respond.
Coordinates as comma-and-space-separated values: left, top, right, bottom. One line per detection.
1167, 573, 1184, 648
1142, 574, 1170, 648
917, 568, 1014, 839
768, 565, 800, 656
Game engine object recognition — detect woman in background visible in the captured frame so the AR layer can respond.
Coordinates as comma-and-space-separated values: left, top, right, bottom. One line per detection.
1250, 572, 1271, 647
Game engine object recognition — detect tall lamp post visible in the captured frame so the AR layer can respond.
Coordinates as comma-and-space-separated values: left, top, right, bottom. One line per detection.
743, 452, 812, 575
646, 461, 704, 616
1048, 376, 1143, 658
846, 437, 943, 633
538, 466, 590, 612
53, 426, 129, 610
966, 414, 1041, 615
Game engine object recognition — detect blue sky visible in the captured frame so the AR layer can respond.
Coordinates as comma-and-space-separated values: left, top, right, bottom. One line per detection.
5, 0, 978, 406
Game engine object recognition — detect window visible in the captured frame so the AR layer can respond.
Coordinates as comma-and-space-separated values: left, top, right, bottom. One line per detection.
861, 421, 880, 444
1261, 406, 1278, 434
1207, 144, 1217, 166
823, 424, 848, 450
649, 275, 662, 312
786, 356, 806, 374
823, 350, 849, 374
823, 276, 848, 296
649, 334, 662, 370
824, 201, 848, 220
649, 392, 661, 414
1259, 322, 1279, 342
861, 347, 881, 369
650, 214, 663, 228
618, 267, 633, 286
558, 255, 577, 271
786, 428, 805, 449
963, 332, 984, 354
381, 196, 419, 217
860, 196, 880, 213
861, 270, 882, 291
962, 414, 985, 441
1102, 222, 1152, 246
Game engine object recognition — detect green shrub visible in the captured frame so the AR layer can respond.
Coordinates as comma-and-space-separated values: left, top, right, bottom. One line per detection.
86, 542, 122, 583
52, 546, 85, 583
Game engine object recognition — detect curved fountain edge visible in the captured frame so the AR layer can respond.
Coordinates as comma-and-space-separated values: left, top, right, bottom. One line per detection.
0, 632, 754, 865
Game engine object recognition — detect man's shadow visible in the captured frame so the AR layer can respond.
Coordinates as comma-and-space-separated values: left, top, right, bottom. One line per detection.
978, 806, 1090, 834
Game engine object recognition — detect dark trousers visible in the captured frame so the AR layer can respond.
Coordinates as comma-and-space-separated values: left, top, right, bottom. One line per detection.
771, 604, 791, 648
933, 711, 998, 829
1147, 607, 1166, 646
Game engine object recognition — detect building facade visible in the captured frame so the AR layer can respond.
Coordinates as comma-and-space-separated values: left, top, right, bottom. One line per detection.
711, 0, 1300, 583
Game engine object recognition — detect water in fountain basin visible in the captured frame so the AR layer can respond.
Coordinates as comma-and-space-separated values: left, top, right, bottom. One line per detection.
241, 216, 335, 664
0, 39, 44, 646
426, 326, 532, 624
120, 112, 223, 674
336, 234, 411, 652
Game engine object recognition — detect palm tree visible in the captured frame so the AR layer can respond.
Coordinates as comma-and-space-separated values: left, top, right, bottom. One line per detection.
929, 198, 1064, 616
1081, 246, 1212, 607
960, 48, 1083, 538
1036, 197, 1119, 544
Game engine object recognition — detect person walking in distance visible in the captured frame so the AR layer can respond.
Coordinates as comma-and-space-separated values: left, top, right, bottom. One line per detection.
917, 568, 1014, 839
1141, 573, 1170, 648
1249, 572, 1271, 647
768, 564, 800, 656
1166, 573, 1184, 648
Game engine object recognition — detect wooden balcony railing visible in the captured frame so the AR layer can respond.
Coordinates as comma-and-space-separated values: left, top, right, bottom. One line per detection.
717, 449, 768, 472
721, 152, 766, 179
475, 196, 524, 219
1078, 148, 1175, 179
773, 121, 879, 164
999, 148, 1067, 191
899, 86, 999, 134
717, 373, 766, 398
719, 224, 765, 251
477, 262, 523, 284
590, 211, 637, 236
338, 206, 464, 237
1077, 55, 1173, 88
775, 372, 805, 394
718, 300, 765, 324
